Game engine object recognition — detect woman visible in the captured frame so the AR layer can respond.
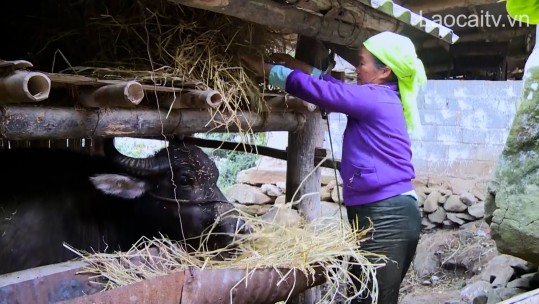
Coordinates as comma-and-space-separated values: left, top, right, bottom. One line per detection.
240, 31, 423, 303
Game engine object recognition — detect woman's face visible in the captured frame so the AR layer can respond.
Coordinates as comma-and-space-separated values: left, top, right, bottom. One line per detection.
356, 47, 390, 85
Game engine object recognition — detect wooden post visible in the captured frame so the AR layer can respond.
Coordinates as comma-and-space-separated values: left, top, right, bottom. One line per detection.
285, 35, 327, 304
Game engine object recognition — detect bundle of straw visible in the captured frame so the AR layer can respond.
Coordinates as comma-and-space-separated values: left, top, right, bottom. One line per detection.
66, 204, 387, 303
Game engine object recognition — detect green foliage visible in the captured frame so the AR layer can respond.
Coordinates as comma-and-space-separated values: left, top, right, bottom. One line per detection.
198, 133, 267, 193
114, 138, 167, 158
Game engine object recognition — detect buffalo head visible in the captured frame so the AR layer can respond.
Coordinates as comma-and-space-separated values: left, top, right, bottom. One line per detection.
90, 137, 242, 253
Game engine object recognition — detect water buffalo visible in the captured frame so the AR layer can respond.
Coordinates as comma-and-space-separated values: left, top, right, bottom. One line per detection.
0, 137, 242, 275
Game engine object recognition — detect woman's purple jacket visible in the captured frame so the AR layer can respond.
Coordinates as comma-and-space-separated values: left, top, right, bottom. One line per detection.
284, 70, 416, 206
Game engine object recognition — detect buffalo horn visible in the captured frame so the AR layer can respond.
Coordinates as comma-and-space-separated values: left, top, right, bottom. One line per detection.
103, 138, 170, 176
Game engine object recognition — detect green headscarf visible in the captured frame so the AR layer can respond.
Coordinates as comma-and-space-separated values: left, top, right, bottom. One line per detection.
363, 31, 427, 138
503, 0, 539, 24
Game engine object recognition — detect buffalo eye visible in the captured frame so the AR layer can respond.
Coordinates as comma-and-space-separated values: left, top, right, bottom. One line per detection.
178, 175, 193, 186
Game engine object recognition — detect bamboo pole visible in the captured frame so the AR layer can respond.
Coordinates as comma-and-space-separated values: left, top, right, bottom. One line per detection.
0, 106, 305, 140
0, 70, 51, 103
79, 81, 145, 108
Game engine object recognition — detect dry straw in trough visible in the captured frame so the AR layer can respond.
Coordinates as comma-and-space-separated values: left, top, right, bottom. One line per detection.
65, 203, 386, 303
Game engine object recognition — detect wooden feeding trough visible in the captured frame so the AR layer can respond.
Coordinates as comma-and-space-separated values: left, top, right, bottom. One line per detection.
0, 261, 326, 304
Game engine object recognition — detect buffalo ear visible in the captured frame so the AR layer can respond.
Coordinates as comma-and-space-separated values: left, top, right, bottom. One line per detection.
90, 174, 149, 199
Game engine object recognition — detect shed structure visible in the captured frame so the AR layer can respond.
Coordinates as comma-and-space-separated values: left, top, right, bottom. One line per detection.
0, 0, 457, 303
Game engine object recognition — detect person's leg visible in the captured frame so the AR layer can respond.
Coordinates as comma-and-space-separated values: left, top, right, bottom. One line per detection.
347, 195, 421, 304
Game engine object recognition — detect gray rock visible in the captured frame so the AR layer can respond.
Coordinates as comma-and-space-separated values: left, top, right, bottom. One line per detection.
416, 186, 431, 195
455, 212, 477, 221
421, 217, 437, 229
260, 205, 301, 226
486, 78, 539, 265
461, 192, 478, 206
320, 201, 347, 219
413, 235, 442, 278
226, 184, 272, 205
468, 202, 485, 218
460, 280, 491, 304
444, 195, 468, 212
439, 189, 453, 196
443, 219, 457, 228
443, 243, 496, 276
261, 183, 283, 197
447, 212, 466, 225
480, 254, 534, 288
428, 207, 447, 224
507, 274, 535, 289
274, 195, 286, 206
486, 287, 526, 304
483, 180, 499, 225
275, 181, 286, 194
331, 186, 344, 204
319, 186, 332, 202
423, 191, 441, 213
232, 202, 272, 216
438, 193, 449, 205
417, 192, 427, 207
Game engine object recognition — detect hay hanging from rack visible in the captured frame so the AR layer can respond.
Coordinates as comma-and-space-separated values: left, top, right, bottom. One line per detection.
18, 0, 294, 135
65, 204, 387, 303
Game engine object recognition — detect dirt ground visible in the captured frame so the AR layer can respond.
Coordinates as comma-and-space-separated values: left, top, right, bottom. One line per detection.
398, 220, 497, 304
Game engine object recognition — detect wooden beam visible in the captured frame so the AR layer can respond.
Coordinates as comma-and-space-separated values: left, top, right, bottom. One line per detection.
404, 0, 499, 15
172, 0, 398, 48
0, 106, 306, 140
182, 136, 341, 169
286, 35, 326, 304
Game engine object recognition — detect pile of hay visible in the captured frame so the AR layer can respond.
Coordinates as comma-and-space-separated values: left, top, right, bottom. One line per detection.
66, 204, 387, 303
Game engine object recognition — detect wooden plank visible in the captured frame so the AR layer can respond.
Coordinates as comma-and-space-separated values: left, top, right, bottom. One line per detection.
172, 0, 395, 49
182, 136, 340, 169
498, 288, 539, 304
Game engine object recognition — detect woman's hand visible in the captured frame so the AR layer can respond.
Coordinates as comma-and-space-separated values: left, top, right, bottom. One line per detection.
239, 53, 272, 77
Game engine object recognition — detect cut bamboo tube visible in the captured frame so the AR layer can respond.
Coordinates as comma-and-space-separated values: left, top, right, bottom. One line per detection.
162, 89, 223, 109
0, 70, 51, 103
264, 94, 317, 112
79, 81, 145, 108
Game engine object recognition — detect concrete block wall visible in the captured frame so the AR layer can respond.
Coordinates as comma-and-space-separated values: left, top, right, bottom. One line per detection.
267, 80, 523, 192
412, 80, 521, 182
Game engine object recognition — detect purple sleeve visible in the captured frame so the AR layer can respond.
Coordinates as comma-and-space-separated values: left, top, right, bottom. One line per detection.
285, 70, 379, 118
322, 73, 342, 84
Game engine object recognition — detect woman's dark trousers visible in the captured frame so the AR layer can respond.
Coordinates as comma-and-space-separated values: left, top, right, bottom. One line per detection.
347, 195, 422, 304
